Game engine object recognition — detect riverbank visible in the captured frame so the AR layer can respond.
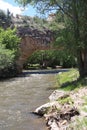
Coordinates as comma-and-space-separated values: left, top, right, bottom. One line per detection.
34, 69, 87, 130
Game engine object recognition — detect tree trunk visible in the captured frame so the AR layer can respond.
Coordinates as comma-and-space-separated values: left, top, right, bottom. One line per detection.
77, 49, 87, 78
84, 50, 87, 75
72, 1, 82, 77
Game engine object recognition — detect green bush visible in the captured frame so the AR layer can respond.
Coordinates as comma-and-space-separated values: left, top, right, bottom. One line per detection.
0, 28, 20, 78
24, 50, 77, 69
0, 46, 14, 69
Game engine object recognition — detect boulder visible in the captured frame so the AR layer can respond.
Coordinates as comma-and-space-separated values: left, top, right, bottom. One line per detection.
49, 90, 69, 101
33, 101, 60, 116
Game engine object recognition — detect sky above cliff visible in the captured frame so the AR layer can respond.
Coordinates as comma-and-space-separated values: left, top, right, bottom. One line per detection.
0, 0, 37, 16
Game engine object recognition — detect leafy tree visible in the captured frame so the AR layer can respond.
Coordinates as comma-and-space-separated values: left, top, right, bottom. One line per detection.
0, 44, 14, 68
0, 28, 20, 56
16, 0, 87, 77
0, 28, 20, 78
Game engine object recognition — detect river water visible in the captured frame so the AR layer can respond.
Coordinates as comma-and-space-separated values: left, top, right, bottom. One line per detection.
0, 70, 58, 130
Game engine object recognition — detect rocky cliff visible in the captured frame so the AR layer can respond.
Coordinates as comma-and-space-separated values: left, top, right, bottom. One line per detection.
11, 15, 54, 72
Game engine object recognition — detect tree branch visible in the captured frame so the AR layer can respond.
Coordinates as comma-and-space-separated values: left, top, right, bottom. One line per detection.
54, 0, 73, 19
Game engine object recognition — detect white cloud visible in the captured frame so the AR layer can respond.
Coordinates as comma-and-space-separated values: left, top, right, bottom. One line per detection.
0, 0, 22, 16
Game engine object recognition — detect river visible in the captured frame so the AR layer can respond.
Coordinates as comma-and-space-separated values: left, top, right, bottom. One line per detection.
0, 70, 60, 130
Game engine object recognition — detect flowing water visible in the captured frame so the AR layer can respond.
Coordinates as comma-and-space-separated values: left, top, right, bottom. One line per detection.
0, 70, 58, 130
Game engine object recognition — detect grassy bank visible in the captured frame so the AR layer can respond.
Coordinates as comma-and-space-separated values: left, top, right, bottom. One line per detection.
56, 68, 87, 91
55, 69, 87, 129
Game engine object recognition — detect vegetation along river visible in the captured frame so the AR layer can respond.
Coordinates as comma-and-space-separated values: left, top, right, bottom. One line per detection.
0, 70, 63, 130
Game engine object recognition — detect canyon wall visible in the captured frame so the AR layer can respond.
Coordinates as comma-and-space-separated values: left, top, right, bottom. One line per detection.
11, 15, 54, 72
16, 27, 54, 72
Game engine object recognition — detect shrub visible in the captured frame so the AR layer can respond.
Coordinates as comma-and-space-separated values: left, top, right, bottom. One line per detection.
0, 28, 20, 78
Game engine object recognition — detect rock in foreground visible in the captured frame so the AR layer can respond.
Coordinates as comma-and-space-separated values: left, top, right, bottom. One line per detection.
33, 88, 87, 130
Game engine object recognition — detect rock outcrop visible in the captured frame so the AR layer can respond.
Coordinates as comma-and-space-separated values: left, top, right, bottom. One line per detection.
11, 15, 54, 72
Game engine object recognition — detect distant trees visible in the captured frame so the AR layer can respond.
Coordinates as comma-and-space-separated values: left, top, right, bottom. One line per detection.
24, 50, 76, 69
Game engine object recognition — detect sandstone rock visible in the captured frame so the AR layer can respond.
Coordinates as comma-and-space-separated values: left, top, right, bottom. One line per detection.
80, 110, 87, 117
33, 101, 60, 116
49, 90, 69, 101
47, 119, 59, 130
11, 15, 54, 72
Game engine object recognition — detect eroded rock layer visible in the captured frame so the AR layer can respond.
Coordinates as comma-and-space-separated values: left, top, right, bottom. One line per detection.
11, 15, 54, 72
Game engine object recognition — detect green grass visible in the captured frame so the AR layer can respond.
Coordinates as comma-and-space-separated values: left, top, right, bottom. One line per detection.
24, 64, 40, 70
82, 96, 87, 106
56, 69, 87, 91
75, 96, 87, 129
66, 116, 87, 130
57, 96, 74, 105
57, 69, 79, 84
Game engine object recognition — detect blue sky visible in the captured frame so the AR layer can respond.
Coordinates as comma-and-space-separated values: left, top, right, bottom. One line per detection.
0, 0, 37, 16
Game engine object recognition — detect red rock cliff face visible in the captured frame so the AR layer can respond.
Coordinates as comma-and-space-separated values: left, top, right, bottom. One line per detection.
11, 15, 55, 72
16, 27, 54, 72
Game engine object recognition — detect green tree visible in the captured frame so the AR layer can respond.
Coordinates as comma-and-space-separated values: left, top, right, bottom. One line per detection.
0, 28, 20, 54
0, 44, 14, 69
24, 50, 76, 69
16, 0, 87, 78
0, 28, 20, 78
